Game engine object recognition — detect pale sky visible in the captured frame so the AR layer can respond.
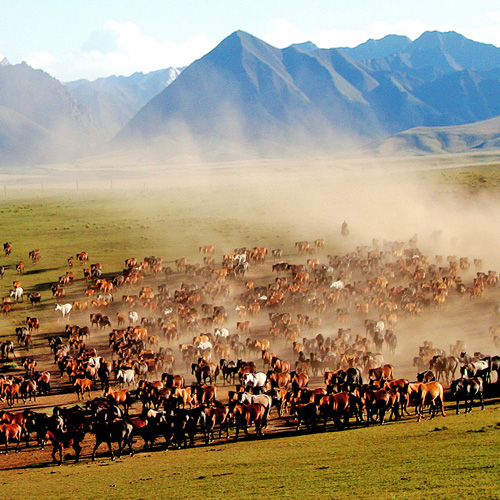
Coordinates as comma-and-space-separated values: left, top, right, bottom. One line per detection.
1, 0, 500, 82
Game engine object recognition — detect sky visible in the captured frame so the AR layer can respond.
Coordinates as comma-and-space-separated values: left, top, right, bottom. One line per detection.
1, 0, 500, 82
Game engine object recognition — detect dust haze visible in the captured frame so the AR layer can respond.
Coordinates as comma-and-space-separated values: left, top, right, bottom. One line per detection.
3, 125, 500, 381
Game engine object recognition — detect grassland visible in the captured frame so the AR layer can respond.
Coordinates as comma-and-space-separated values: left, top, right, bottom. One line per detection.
2, 405, 500, 500
0, 155, 500, 499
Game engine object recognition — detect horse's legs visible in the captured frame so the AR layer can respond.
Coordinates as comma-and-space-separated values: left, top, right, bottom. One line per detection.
53, 444, 62, 464
92, 439, 102, 460
74, 442, 81, 462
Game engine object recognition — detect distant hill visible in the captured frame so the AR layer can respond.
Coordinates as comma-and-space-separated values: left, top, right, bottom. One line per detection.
339, 34, 411, 61
0, 63, 100, 164
65, 67, 181, 135
368, 115, 500, 156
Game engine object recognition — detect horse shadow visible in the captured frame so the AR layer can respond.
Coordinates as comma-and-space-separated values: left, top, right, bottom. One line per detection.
24, 267, 61, 276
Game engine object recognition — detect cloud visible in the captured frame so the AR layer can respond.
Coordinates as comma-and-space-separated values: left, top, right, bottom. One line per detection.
23, 20, 217, 82
23, 51, 55, 69
262, 17, 500, 49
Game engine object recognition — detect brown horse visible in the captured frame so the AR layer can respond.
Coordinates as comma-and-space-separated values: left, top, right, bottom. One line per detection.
0, 422, 22, 453
43, 428, 84, 463
105, 387, 132, 414
416, 381, 446, 422
228, 401, 266, 439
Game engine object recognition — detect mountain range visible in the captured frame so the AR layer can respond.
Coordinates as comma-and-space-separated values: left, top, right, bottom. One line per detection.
3, 29, 500, 164
66, 67, 181, 135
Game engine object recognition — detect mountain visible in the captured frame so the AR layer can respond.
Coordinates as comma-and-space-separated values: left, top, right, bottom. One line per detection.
368, 115, 500, 156
289, 41, 319, 53
117, 30, 500, 159
0, 62, 100, 163
4, 29, 500, 164
339, 34, 411, 61
403, 31, 500, 73
117, 30, 387, 157
0, 56, 9, 66
65, 67, 180, 135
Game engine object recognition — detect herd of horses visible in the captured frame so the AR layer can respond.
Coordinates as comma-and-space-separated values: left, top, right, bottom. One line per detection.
0, 234, 499, 465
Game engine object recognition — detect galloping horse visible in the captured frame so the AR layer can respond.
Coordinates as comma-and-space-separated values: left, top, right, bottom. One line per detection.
55, 303, 72, 320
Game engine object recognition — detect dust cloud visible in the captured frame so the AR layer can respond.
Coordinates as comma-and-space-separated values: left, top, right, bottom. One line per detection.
3, 131, 500, 382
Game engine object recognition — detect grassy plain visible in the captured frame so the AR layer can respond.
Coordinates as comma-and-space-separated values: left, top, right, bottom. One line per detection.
2, 407, 500, 500
0, 153, 500, 499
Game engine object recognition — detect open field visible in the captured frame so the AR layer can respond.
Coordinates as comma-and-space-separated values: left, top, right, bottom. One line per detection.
0, 153, 500, 499
2, 407, 500, 500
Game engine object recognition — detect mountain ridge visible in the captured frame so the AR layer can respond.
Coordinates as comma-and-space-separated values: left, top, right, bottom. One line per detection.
3, 29, 500, 164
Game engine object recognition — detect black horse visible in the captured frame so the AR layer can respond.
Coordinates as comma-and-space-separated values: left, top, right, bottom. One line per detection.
450, 377, 484, 414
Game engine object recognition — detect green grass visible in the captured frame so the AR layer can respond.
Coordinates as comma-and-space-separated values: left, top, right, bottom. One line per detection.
1, 408, 499, 500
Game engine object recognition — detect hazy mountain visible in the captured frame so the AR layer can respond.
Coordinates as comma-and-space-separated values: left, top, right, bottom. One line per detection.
289, 41, 319, 53
3, 29, 500, 164
404, 31, 500, 73
117, 30, 500, 159
368, 115, 500, 156
339, 34, 411, 61
0, 56, 9, 66
117, 30, 387, 157
0, 62, 100, 163
65, 67, 180, 134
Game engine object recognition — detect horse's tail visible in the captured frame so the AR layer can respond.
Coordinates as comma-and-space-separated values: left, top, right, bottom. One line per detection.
263, 403, 271, 428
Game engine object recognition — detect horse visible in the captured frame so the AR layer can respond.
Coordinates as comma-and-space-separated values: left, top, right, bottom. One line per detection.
105, 387, 132, 415
203, 403, 230, 443
90, 405, 135, 460
238, 392, 272, 427
0, 422, 23, 453
55, 303, 72, 320
73, 378, 92, 400
415, 381, 446, 422
450, 377, 484, 414
128, 311, 139, 325
460, 359, 491, 384
430, 355, 460, 384
0, 341, 15, 360
242, 371, 267, 389
116, 368, 135, 388
27, 292, 41, 307
10, 286, 23, 302
43, 428, 85, 463
228, 401, 266, 439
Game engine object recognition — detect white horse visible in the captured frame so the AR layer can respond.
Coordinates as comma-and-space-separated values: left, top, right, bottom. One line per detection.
374, 320, 385, 334
116, 368, 135, 387
242, 371, 267, 389
196, 341, 212, 352
330, 280, 344, 291
234, 253, 247, 265
55, 303, 72, 320
215, 327, 229, 339
128, 311, 139, 325
10, 286, 23, 302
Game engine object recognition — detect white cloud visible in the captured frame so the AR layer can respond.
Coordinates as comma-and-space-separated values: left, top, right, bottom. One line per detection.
23, 21, 217, 82
460, 25, 500, 47
21, 16, 500, 81
23, 51, 55, 69
262, 17, 500, 49
263, 18, 310, 47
